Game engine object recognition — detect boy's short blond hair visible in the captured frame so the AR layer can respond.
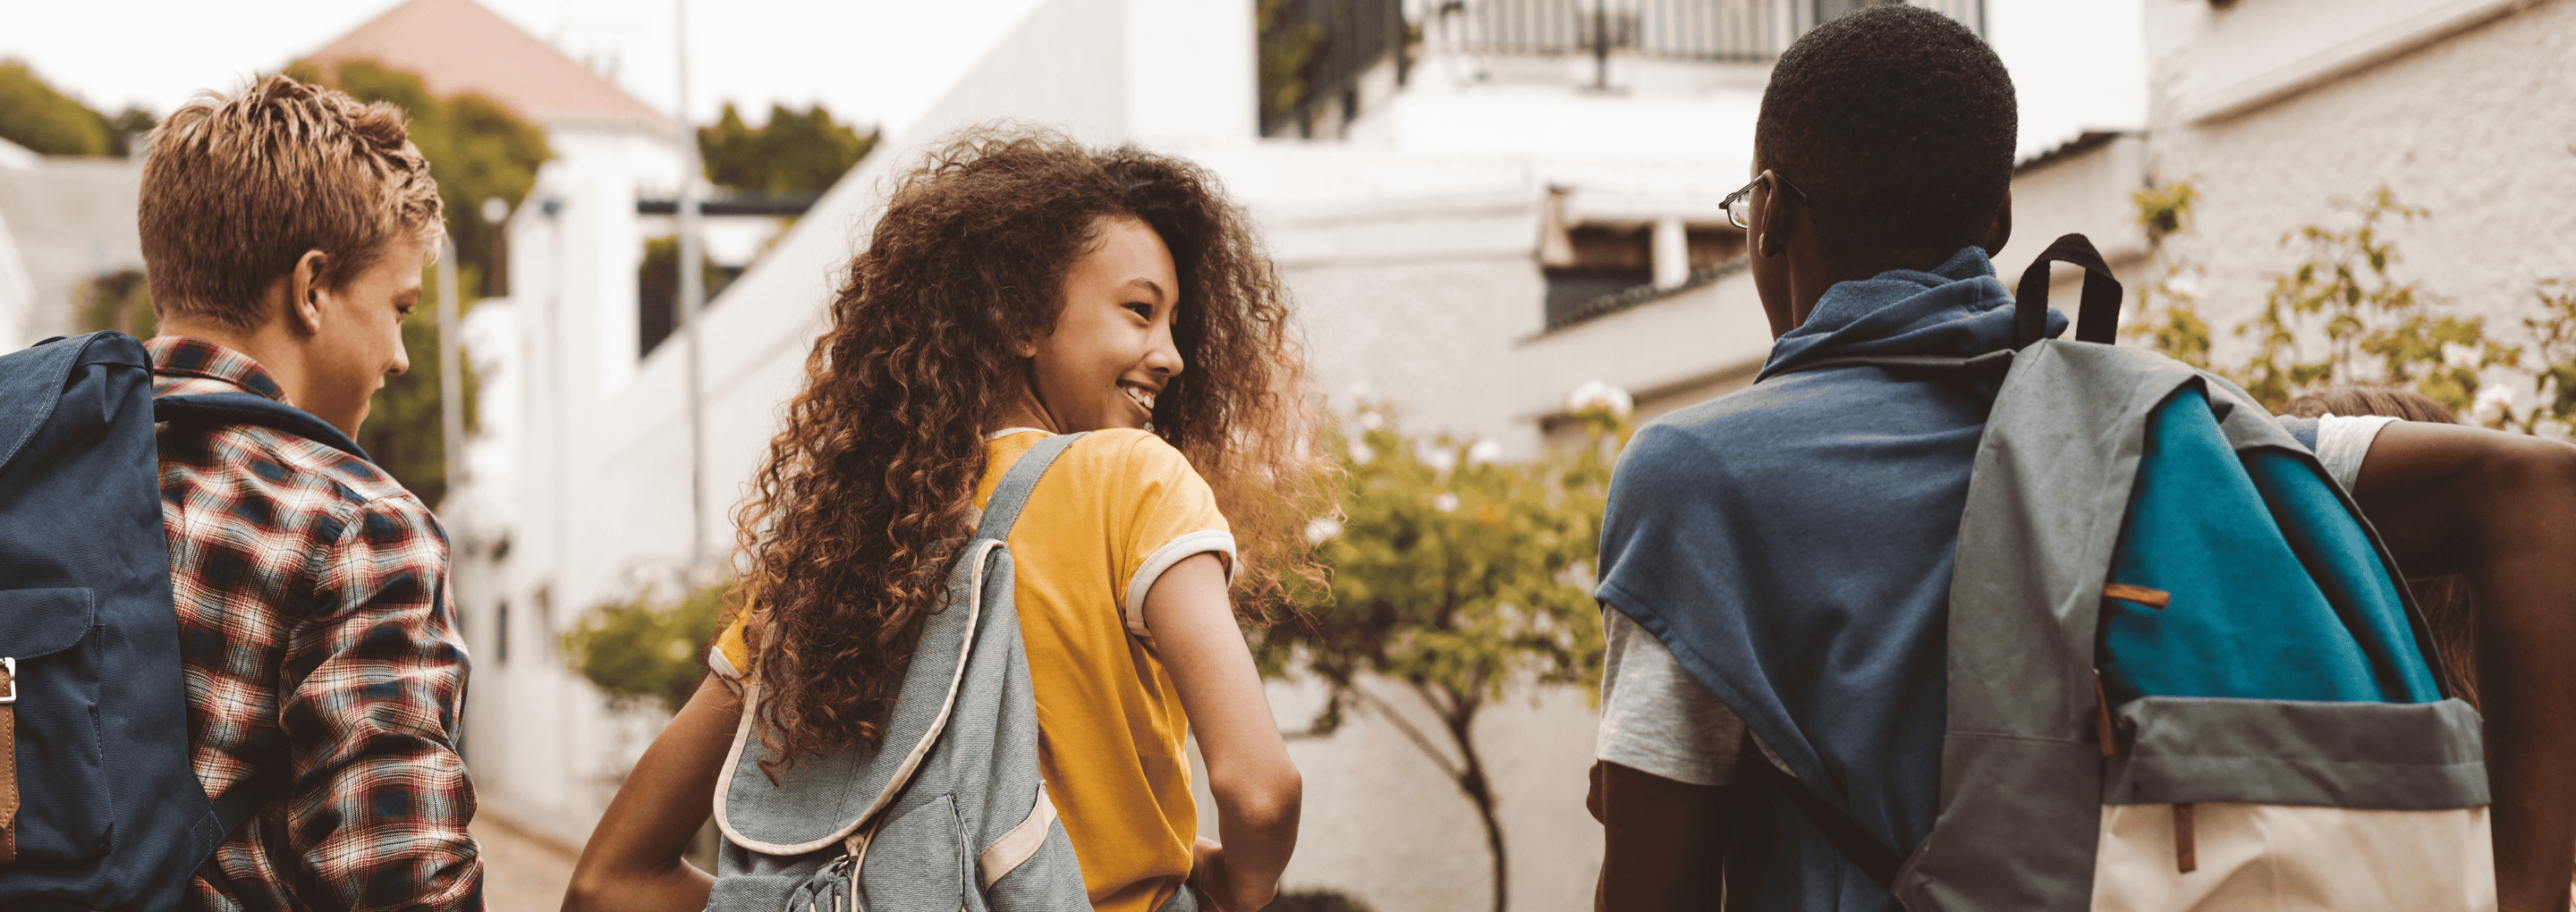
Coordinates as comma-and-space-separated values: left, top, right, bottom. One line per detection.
140, 74, 444, 330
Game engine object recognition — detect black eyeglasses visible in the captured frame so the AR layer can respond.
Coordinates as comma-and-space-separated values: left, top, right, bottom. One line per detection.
1724, 172, 1809, 229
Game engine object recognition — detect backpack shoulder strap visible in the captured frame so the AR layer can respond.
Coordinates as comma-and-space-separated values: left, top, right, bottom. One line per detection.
972, 432, 1085, 542
153, 391, 371, 463
1740, 757, 1904, 890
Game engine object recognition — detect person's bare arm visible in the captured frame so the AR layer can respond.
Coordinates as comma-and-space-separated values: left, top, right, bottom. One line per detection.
1144, 552, 1301, 912
2350, 422, 2576, 912
1589, 760, 1737, 911
562, 673, 742, 912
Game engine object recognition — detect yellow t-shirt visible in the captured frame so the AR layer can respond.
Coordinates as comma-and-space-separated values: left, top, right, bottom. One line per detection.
711, 428, 1233, 912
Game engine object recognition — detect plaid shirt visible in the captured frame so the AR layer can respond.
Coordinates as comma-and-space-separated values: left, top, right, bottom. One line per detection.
150, 337, 480, 911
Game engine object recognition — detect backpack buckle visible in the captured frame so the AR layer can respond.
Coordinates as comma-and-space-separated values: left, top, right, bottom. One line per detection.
1, 656, 14, 704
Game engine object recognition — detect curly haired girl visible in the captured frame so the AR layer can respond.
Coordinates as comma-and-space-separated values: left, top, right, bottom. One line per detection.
565, 128, 1334, 912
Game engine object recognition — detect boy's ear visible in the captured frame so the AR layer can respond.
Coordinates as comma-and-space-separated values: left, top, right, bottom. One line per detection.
287, 249, 328, 337
1979, 187, 2013, 258
1754, 173, 1791, 259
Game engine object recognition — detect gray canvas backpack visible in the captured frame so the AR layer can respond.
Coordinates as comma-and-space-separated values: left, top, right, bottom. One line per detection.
1762, 236, 2490, 910
709, 432, 1196, 912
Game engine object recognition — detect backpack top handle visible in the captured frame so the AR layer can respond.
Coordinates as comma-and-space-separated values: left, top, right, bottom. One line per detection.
2014, 232, 2123, 349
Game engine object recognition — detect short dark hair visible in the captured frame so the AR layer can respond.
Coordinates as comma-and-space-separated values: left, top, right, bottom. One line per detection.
1754, 4, 2016, 272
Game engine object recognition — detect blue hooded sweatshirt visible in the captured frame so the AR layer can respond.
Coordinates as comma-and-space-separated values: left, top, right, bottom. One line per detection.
1596, 248, 2064, 911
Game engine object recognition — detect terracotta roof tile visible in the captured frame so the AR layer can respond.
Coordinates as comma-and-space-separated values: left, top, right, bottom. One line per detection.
306, 0, 672, 131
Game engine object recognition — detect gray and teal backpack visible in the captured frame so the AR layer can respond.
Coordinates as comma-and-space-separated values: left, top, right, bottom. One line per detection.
708, 432, 1197, 912
1768, 236, 2492, 910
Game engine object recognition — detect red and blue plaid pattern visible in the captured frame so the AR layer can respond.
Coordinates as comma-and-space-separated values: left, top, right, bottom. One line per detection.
150, 337, 480, 911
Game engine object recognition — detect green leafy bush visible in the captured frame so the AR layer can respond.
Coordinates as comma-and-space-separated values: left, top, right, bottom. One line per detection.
563, 580, 732, 714
2128, 179, 2576, 441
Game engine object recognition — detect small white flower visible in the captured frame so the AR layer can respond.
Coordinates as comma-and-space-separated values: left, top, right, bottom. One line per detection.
1348, 440, 1377, 465
2472, 384, 2518, 425
2166, 271, 2202, 299
1359, 410, 1385, 431
666, 638, 694, 661
1466, 439, 1503, 466
2442, 342, 2480, 371
1432, 492, 1462, 512
1419, 443, 1458, 472
2536, 419, 2573, 443
1564, 379, 1635, 418
1303, 516, 1344, 544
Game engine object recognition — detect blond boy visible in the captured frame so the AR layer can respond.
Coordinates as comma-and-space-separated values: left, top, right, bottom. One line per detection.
140, 74, 479, 909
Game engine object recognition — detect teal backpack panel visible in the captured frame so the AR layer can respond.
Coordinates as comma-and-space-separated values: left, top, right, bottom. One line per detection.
2099, 386, 2442, 705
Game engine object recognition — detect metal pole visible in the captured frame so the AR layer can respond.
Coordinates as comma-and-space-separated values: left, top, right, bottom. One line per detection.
437, 237, 466, 509
675, 0, 709, 571
1593, 0, 1611, 90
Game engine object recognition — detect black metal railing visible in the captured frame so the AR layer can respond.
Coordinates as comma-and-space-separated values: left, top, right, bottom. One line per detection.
1258, 0, 1409, 137
1445, 0, 1777, 63
1257, 0, 1987, 138
1434, 0, 1980, 64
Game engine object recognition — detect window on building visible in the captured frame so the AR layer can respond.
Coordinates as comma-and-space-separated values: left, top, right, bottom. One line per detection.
638, 234, 739, 359
1543, 224, 1653, 325
495, 600, 510, 666
1543, 222, 1745, 326
1685, 226, 1743, 272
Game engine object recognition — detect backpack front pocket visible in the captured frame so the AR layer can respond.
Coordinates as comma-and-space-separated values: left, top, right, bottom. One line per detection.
2090, 696, 2493, 912
0, 587, 113, 864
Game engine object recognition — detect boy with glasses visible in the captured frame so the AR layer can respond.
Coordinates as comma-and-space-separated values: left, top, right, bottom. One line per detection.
1586, 7, 2574, 911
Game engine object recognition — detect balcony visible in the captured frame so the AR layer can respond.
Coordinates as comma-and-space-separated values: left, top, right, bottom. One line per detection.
1258, 0, 1987, 138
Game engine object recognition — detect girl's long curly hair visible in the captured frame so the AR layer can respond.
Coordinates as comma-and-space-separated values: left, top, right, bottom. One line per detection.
733, 127, 1334, 766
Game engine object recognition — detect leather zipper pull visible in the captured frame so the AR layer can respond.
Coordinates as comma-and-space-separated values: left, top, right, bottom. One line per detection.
2093, 672, 2119, 757
2173, 802, 2197, 874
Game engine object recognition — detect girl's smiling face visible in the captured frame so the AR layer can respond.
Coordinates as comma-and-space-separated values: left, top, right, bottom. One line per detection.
1013, 215, 1185, 433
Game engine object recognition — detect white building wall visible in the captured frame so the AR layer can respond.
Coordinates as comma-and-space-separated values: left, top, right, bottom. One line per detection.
2141, 0, 2576, 368
0, 206, 33, 350
460, 0, 2160, 903
456, 118, 691, 849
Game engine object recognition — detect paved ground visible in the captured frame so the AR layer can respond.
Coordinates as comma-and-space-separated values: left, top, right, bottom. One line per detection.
473, 815, 580, 912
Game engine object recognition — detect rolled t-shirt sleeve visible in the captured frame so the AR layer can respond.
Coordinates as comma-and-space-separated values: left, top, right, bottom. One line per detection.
1597, 605, 1746, 787
1108, 434, 1236, 638
2314, 414, 2398, 494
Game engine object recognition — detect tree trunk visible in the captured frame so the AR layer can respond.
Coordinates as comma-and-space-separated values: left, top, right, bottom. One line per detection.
1444, 695, 1507, 912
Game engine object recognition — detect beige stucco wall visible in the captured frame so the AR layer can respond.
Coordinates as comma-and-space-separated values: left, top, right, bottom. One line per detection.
2141, 0, 2576, 372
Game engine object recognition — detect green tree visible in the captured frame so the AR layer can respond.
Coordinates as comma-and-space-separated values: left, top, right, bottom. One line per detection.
287, 60, 551, 292
73, 268, 156, 339
2128, 181, 2576, 440
1256, 0, 1329, 129
283, 60, 550, 505
0, 60, 117, 156
564, 579, 731, 715
1252, 402, 1618, 912
697, 102, 877, 195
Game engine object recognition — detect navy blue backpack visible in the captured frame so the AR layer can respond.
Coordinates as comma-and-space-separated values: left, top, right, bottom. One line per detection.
0, 332, 368, 911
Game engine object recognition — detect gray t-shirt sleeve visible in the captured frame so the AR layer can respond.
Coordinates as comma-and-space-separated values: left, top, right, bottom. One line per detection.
1596, 606, 1746, 786
2314, 414, 2399, 493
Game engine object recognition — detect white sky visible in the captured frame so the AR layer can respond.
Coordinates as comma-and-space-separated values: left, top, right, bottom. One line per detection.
0, 0, 2140, 156
0, 0, 1050, 132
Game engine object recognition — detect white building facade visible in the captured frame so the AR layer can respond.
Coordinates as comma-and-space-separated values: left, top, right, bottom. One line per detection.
2139, 0, 2576, 379
456, 2, 2150, 908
